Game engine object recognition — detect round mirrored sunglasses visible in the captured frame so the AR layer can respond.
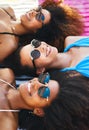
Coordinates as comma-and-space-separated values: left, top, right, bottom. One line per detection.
38, 72, 50, 100
30, 39, 41, 68
35, 5, 45, 24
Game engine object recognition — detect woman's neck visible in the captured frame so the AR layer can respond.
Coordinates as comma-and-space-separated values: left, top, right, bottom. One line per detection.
7, 89, 21, 109
48, 52, 71, 69
0, 78, 32, 111
11, 21, 34, 35
7, 88, 32, 110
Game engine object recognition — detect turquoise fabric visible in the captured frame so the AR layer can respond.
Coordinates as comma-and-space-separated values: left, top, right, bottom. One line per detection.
64, 38, 89, 52
61, 38, 89, 78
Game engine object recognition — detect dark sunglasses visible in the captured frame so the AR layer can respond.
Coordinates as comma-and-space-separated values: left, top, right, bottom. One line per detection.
35, 6, 45, 24
30, 39, 42, 68
38, 72, 50, 99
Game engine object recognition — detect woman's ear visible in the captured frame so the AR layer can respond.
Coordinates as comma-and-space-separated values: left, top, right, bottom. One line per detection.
33, 108, 45, 117
36, 67, 45, 75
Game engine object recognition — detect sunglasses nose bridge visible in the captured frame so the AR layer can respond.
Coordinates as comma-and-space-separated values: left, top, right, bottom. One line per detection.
38, 72, 50, 84
32, 78, 41, 90
33, 43, 42, 53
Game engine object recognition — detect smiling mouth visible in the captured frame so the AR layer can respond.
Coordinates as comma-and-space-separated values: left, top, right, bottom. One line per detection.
46, 46, 51, 56
26, 13, 30, 21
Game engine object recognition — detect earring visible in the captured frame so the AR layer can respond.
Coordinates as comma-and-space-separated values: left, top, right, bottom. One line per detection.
47, 97, 49, 101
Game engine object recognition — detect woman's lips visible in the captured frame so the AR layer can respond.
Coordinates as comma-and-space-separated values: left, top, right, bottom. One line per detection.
46, 46, 51, 56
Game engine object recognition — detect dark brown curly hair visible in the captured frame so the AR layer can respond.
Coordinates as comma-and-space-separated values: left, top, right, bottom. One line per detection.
19, 71, 89, 130
37, 0, 84, 51
19, 0, 84, 52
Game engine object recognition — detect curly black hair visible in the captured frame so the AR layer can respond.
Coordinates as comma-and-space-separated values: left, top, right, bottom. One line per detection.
18, 70, 89, 130
20, 0, 84, 52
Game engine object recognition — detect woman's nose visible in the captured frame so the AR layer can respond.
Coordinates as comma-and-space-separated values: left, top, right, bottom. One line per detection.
31, 78, 42, 89
38, 42, 46, 52
28, 10, 37, 17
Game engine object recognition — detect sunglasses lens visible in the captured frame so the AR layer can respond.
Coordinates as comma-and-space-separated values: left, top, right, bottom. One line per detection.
31, 50, 40, 60
38, 72, 50, 84
38, 86, 50, 98
31, 39, 41, 48
41, 14, 45, 21
36, 13, 45, 21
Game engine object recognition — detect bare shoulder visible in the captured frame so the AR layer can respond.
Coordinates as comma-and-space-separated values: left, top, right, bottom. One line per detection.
0, 111, 18, 130
0, 68, 15, 83
64, 36, 89, 46
0, 6, 13, 13
0, 6, 16, 20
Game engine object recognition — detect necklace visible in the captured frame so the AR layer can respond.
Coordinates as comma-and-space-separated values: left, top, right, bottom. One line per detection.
0, 25, 20, 37
0, 78, 20, 112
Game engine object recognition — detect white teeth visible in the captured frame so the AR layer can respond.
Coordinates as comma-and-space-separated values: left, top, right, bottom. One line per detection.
27, 83, 31, 92
26, 13, 30, 20
46, 47, 50, 56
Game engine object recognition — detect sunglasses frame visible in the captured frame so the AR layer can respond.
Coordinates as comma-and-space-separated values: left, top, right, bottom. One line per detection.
30, 39, 41, 69
38, 72, 50, 99
35, 6, 45, 25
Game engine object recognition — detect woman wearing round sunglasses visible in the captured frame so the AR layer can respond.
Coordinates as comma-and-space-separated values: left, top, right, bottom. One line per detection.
0, 0, 84, 64
0, 5, 51, 63
17, 36, 89, 78
18, 70, 89, 130
0, 68, 59, 130
1, 68, 89, 130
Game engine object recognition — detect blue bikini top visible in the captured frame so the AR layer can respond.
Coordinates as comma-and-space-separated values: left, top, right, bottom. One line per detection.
60, 38, 89, 78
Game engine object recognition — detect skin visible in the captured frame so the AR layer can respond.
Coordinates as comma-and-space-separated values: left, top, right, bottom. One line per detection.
0, 68, 18, 130
0, 6, 51, 62
0, 68, 59, 129
18, 78, 59, 109
20, 41, 58, 68
19, 36, 89, 74
0, 6, 16, 20
20, 8, 51, 32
